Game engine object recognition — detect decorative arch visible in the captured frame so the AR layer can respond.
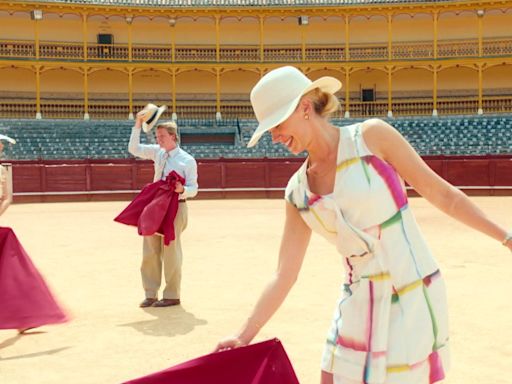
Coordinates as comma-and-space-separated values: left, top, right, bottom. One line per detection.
437, 65, 478, 97
349, 14, 387, 45
175, 16, 215, 46
132, 68, 172, 102
219, 68, 260, 100
393, 66, 433, 100
438, 10, 479, 40
88, 67, 129, 99
175, 69, 216, 101
0, 66, 35, 97
392, 12, 434, 43
348, 67, 388, 101
219, 16, 259, 46
482, 63, 512, 97
39, 67, 83, 100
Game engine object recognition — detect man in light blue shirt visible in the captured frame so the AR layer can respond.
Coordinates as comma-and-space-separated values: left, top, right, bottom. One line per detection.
129, 111, 198, 308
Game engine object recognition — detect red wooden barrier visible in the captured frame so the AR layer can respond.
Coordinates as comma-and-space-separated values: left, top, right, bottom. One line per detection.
4, 156, 511, 202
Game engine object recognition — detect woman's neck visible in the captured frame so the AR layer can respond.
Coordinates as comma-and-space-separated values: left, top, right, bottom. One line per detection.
307, 122, 339, 164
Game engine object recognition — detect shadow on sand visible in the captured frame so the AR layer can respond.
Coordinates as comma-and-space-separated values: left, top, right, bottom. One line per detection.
118, 306, 207, 337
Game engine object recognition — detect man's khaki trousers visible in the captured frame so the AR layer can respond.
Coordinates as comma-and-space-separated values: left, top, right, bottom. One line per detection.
141, 202, 188, 300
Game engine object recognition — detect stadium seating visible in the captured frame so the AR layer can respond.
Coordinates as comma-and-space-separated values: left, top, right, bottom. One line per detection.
0, 115, 510, 161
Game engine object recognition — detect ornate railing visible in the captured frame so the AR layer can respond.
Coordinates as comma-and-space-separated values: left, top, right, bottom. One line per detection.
40, 41, 84, 59
438, 40, 479, 58
87, 44, 130, 61
0, 40, 35, 57
2, 96, 511, 119
349, 44, 388, 61
1, 38, 511, 63
133, 45, 172, 61
220, 46, 260, 62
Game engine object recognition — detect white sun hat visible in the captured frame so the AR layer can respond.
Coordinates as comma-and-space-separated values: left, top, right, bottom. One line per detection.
247, 66, 342, 148
141, 103, 167, 133
0, 134, 16, 144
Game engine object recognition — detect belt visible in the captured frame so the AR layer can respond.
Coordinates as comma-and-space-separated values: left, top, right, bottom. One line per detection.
178, 199, 187, 203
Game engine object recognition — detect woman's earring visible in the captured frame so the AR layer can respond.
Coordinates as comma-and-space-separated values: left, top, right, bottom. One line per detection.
304, 113, 309, 120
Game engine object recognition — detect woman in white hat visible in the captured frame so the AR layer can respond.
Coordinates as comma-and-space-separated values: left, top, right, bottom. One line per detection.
216, 66, 511, 383
0, 134, 69, 334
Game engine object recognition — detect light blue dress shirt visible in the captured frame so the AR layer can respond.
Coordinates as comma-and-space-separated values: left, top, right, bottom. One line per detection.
128, 127, 198, 199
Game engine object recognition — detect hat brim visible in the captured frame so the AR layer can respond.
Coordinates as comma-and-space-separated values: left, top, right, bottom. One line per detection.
247, 76, 342, 148
142, 106, 167, 133
0, 134, 16, 144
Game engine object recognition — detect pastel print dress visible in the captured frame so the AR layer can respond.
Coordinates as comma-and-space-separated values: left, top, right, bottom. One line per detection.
285, 124, 449, 384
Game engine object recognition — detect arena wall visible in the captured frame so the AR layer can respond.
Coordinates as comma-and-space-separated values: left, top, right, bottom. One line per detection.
8, 156, 512, 203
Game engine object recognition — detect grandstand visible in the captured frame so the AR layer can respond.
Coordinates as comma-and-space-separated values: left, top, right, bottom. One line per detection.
0, 0, 511, 198
1, 115, 511, 161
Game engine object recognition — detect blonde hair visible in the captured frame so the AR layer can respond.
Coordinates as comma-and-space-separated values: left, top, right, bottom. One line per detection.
156, 121, 180, 144
303, 88, 340, 118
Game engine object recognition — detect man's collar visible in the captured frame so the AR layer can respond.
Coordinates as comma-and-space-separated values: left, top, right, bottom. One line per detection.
166, 146, 180, 158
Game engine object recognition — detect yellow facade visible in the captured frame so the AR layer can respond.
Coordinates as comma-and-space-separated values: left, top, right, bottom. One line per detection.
0, 0, 511, 120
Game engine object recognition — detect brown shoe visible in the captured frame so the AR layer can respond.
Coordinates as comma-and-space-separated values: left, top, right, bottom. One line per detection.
139, 298, 158, 308
152, 299, 180, 307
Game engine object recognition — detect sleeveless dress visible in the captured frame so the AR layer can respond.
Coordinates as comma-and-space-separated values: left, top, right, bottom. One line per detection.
285, 123, 450, 384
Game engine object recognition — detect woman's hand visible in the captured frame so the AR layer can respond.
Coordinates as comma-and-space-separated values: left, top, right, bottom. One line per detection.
503, 235, 512, 253
214, 336, 246, 352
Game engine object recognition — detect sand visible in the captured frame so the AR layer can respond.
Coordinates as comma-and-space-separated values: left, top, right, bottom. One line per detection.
0, 197, 511, 383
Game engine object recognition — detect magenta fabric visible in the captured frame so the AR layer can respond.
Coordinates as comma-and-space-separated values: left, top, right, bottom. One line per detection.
114, 171, 185, 246
364, 155, 408, 210
123, 338, 300, 384
0, 227, 69, 330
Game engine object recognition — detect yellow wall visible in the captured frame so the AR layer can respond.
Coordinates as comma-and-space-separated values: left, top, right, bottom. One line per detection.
40, 14, 82, 42
86, 15, 128, 44
4, 7, 511, 46
1, 3, 511, 106
0, 67, 34, 93
350, 15, 387, 44
438, 11, 478, 40
220, 17, 259, 45
1, 12, 34, 40
41, 69, 82, 95
483, 9, 512, 38
176, 70, 216, 97
131, 16, 173, 45
393, 68, 432, 93
175, 17, 215, 45
264, 17, 301, 45
349, 69, 387, 97
89, 70, 128, 94
438, 66, 478, 95
483, 65, 512, 94
306, 17, 345, 45
220, 69, 259, 97
393, 13, 433, 42
133, 70, 171, 93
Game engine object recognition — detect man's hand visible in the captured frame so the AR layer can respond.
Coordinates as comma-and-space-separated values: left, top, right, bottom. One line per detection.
134, 109, 147, 129
175, 181, 184, 194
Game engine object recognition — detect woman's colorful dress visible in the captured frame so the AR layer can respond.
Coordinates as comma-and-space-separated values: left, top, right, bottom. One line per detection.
285, 123, 449, 384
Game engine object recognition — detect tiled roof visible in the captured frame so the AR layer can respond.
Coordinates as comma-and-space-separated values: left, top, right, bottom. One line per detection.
11, 0, 455, 8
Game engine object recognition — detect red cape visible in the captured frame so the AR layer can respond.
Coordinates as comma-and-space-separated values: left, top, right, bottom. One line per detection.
0, 227, 69, 330
123, 338, 300, 384
114, 171, 185, 246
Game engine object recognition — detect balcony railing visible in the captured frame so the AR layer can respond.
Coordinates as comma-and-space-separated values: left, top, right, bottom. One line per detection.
1, 38, 511, 63
1, 96, 511, 120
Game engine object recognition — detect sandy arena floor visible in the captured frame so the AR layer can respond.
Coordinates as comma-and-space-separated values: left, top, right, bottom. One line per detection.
0, 197, 511, 384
